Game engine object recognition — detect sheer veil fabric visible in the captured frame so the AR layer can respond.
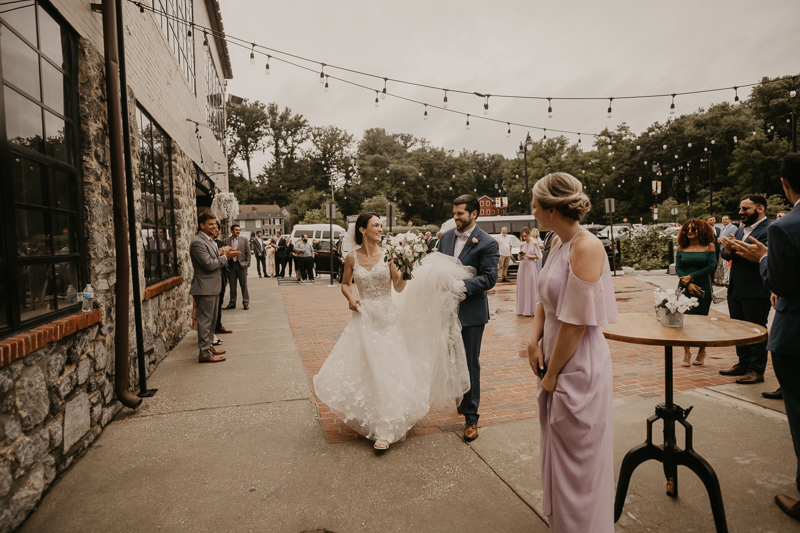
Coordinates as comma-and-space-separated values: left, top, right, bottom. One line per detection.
313, 251, 474, 444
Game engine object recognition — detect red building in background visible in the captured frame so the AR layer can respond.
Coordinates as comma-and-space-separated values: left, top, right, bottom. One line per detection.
478, 195, 508, 216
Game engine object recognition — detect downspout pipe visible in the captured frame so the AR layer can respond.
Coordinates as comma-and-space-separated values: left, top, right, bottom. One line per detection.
114, 0, 153, 398
102, 0, 142, 409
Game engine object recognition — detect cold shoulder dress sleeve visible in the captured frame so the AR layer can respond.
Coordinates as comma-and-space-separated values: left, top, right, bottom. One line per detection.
535, 232, 618, 533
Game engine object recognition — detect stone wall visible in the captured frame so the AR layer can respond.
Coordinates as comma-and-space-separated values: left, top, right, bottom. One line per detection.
0, 36, 196, 533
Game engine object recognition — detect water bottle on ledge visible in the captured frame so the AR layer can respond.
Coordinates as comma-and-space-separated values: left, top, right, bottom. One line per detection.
66, 285, 77, 306
82, 284, 93, 312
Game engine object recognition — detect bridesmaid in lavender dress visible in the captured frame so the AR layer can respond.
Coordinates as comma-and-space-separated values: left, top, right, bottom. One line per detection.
516, 227, 540, 316
526, 173, 619, 533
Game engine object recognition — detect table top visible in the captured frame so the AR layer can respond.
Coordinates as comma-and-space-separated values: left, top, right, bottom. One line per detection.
601, 313, 768, 348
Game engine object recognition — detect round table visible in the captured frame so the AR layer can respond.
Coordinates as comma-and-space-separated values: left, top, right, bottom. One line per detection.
602, 312, 768, 533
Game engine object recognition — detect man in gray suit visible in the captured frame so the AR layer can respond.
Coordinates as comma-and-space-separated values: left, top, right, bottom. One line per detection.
223, 224, 252, 310
732, 152, 800, 520
190, 213, 239, 363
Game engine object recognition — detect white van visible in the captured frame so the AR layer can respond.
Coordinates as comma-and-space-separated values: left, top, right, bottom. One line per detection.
440, 214, 539, 236
289, 224, 347, 244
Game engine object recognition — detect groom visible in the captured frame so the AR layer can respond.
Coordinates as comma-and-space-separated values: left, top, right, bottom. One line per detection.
439, 194, 500, 441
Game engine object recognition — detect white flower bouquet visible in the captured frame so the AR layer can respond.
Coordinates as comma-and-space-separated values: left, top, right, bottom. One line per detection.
384, 232, 427, 280
653, 288, 699, 314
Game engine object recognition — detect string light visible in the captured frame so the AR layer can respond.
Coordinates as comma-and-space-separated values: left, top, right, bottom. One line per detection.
733, 86, 739, 104
687, 142, 692, 147
636, 145, 640, 150
543, 129, 547, 140
423, 105, 428, 120
733, 135, 738, 143
662, 144, 667, 150
265, 56, 271, 75
324, 76, 329, 93
547, 98, 553, 118
381, 78, 387, 99
607, 97, 613, 118
670, 93, 676, 115
319, 64, 326, 84
466, 114, 470, 130
507, 123, 511, 138
250, 44, 255, 65
187, 25, 192, 37
483, 95, 490, 115
203, 31, 208, 47
374, 91, 379, 107
578, 133, 582, 145
443, 89, 448, 109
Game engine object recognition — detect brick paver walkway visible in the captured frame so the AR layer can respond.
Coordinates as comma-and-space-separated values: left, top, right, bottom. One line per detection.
281, 275, 773, 442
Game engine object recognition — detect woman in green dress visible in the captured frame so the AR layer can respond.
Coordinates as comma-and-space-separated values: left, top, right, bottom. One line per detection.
675, 219, 717, 366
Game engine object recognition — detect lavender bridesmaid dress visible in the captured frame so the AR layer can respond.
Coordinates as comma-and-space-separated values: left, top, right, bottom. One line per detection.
516, 240, 540, 316
536, 230, 619, 533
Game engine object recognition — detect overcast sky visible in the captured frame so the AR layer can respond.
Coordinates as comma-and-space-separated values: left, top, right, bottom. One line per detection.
220, 0, 800, 175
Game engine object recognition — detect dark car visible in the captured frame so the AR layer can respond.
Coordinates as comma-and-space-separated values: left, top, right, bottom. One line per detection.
583, 226, 621, 271
314, 238, 346, 281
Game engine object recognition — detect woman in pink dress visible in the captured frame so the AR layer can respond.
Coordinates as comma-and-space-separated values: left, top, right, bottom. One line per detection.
516, 227, 540, 316
526, 172, 619, 533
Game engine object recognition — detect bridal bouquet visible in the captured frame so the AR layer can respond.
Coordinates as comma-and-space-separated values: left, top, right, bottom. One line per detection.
653, 288, 699, 314
384, 232, 427, 280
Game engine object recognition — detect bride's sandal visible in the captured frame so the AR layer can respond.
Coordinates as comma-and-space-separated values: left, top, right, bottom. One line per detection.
374, 440, 390, 451
682, 348, 692, 367
693, 348, 707, 366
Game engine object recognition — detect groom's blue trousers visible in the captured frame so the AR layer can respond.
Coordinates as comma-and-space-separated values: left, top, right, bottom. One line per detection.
461, 324, 485, 426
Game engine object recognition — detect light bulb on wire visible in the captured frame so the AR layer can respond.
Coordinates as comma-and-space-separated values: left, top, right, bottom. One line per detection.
607, 97, 613, 118
443, 90, 448, 109
250, 44, 255, 65
324, 76, 329, 93
319, 64, 326, 84
547, 98, 553, 118
670, 94, 676, 115
507, 123, 511, 138
733, 86, 739, 105
466, 115, 470, 130
578, 134, 582, 145
374, 91, 379, 107
423, 105, 428, 120
381, 78, 387, 99
483, 95, 489, 115
265, 56, 271, 75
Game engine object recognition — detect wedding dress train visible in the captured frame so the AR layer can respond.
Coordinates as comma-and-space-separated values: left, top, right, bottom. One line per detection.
313, 252, 473, 444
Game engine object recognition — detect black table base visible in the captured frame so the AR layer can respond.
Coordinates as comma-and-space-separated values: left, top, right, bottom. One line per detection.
614, 346, 728, 533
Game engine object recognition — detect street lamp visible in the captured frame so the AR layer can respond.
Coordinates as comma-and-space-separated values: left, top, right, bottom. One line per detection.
516, 132, 534, 212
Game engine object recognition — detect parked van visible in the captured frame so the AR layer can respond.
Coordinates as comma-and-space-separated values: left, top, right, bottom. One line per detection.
289, 224, 347, 244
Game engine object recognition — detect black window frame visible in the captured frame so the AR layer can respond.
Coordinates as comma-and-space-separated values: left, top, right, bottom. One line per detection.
136, 105, 179, 286
204, 44, 224, 149
0, 0, 86, 339
150, 0, 195, 94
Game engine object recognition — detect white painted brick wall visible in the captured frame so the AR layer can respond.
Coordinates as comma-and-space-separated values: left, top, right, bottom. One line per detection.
50, 0, 229, 189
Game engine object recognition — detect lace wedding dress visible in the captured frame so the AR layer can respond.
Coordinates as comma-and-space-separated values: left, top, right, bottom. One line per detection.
313, 251, 473, 444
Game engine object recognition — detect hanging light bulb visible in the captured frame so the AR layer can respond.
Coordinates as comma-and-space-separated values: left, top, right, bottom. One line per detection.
670, 94, 676, 115
581, 170, 585, 174
711, 139, 716, 145
792, 89, 797, 98
250, 44, 255, 65
688, 142, 692, 148
732, 86, 740, 104
543, 129, 547, 140
324, 76, 329, 93
507, 123, 511, 138
607, 143, 612, 150
578, 134, 582, 145
483, 96, 489, 115
187, 25, 192, 37
265, 56, 271, 75
547, 98, 553, 118
607, 97, 613, 118
203, 32, 209, 47
639, 176, 642, 182
319, 65, 325, 84
636, 145, 640, 150
381, 78, 387, 99
753, 126, 757, 136
423, 105, 428, 120
663, 144, 667, 150
443, 90, 448, 109
733, 136, 738, 143
374, 91, 379, 107
674, 154, 679, 159
466, 115, 470, 130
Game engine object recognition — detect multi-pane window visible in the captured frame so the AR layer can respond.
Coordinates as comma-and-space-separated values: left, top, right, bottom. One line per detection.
0, 1, 84, 336
136, 106, 178, 285
205, 45, 224, 148
151, 0, 195, 93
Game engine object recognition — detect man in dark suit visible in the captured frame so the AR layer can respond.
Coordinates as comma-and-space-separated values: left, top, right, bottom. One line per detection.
213, 225, 233, 336
252, 230, 266, 278
438, 194, 500, 442
731, 153, 800, 521
425, 231, 437, 253
707, 215, 721, 283
190, 213, 238, 363
718, 195, 771, 384
275, 231, 288, 277
223, 224, 252, 310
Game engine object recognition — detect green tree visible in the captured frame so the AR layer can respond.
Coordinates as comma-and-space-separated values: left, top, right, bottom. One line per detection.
266, 103, 309, 170
226, 100, 270, 181
300, 207, 346, 227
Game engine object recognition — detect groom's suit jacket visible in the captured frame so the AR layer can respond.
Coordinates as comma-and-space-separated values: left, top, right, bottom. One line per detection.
190, 232, 228, 296
439, 225, 500, 327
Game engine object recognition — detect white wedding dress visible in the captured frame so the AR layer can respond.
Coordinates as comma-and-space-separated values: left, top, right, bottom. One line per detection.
313, 250, 473, 444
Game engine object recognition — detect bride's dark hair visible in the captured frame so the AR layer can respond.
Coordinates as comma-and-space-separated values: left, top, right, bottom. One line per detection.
354, 212, 380, 245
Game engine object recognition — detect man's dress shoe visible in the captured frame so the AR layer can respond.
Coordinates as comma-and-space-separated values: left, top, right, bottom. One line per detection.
464, 424, 478, 442
210, 347, 226, 356
762, 387, 783, 400
243, 303, 249, 310
775, 494, 800, 520
215, 327, 233, 334
736, 371, 764, 384
223, 304, 236, 310
199, 355, 226, 363
719, 363, 748, 376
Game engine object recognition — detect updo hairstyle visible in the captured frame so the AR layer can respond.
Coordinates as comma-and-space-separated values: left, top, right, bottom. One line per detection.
354, 212, 380, 245
533, 172, 592, 221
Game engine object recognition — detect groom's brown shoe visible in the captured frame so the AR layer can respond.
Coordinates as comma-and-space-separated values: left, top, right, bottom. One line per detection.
775, 494, 800, 520
464, 424, 478, 442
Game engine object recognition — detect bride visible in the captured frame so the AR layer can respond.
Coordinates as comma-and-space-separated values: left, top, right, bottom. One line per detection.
313, 212, 473, 451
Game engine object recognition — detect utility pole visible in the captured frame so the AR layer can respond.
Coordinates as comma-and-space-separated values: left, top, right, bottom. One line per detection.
708, 150, 713, 217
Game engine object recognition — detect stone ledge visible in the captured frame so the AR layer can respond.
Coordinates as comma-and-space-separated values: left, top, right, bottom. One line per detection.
0, 309, 103, 367
143, 276, 184, 300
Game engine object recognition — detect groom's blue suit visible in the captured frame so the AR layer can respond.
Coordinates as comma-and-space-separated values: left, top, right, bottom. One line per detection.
439, 225, 499, 425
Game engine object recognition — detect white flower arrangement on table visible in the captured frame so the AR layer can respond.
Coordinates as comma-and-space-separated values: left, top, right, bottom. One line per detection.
653, 288, 699, 314
384, 231, 427, 280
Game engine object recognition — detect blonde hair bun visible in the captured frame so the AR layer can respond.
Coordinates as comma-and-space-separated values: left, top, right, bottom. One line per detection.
533, 172, 592, 221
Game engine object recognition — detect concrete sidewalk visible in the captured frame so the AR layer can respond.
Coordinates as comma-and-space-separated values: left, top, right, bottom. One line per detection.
20, 269, 799, 532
